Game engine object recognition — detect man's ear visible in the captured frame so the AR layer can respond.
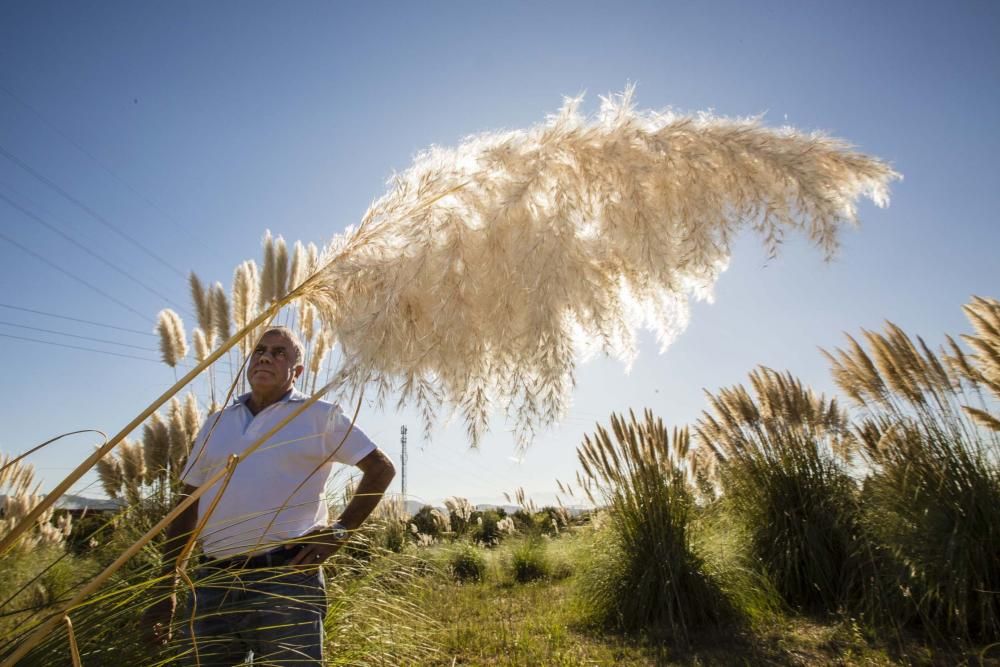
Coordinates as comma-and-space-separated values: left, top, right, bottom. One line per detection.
294, 364, 305, 379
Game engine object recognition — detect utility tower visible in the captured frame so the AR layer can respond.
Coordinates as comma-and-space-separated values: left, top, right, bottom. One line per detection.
400, 425, 408, 501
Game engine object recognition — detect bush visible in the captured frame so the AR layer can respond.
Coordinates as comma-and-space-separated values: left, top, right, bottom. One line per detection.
576, 410, 732, 641
449, 543, 487, 582
410, 505, 450, 540
508, 538, 550, 582
825, 305, 1000, 642
470, 509, 503, 546
698, 368, 871, 614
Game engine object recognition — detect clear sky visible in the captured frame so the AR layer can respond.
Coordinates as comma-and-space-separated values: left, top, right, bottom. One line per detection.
1, 1, 998, 508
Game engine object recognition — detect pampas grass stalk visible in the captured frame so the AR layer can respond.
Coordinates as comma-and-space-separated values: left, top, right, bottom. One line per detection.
289, 240, 306, 293
140, 414, 169, 486
62, 616, 81, 667
258, 230, 275, 310
191, 328, 210, 364
93, 450, 123, 500
166, 398, 190, 478
210, 282, 231, 343
273, 234, 289, 310
188, 273, 213, 346
155, 310, 187, 368
232, 261, 257, 332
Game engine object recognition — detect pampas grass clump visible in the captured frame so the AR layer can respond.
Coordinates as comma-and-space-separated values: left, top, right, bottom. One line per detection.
825, 298, 1000, 642
696, 368, 868, 613
576, 410, 731, 641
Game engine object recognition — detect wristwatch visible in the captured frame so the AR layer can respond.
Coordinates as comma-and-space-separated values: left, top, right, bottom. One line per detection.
330, 521, 349, 541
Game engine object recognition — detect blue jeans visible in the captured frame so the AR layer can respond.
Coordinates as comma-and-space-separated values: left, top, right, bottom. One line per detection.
181, 564, 326, 666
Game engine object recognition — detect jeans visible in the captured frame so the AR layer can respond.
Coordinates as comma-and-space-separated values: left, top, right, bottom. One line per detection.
180, 564, 326, 666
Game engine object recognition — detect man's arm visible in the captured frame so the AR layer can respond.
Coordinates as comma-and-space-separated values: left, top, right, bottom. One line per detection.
142, 483, 199, 644
289, 448, 395, 565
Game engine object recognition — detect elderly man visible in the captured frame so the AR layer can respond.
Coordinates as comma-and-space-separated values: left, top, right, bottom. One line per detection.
145, 326, 395, 665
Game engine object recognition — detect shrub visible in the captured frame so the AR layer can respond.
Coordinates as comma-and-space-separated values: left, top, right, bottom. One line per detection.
470, 509, 504, 546
410, 505, 450, 540
508, 538, 550, 582
576, 410, 732, 641
444, 497, 474, 537
449, 543, 487, 583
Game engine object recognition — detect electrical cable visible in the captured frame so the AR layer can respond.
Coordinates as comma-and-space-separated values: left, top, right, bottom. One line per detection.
0, 189, 191, 315
0, 80, 187, 233
0, 142, 187, 279
0, 229, 152, 323
0, 320, 158, 351
0, 188, 190, 314
0, 302, 155, 336
0, 332, 162, 363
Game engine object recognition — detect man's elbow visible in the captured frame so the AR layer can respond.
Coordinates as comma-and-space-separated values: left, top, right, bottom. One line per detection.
376, 454, 396, 487
360, 449, 396, 489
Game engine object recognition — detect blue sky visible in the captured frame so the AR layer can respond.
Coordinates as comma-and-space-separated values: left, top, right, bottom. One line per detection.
1, 1, 998, 507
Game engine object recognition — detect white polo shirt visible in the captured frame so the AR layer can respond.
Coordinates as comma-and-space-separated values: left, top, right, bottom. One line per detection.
181, 389, 376, 559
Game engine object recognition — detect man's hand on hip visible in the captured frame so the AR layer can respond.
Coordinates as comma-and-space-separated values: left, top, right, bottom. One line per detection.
141, 593, 176, 647
287, 525, 349, 566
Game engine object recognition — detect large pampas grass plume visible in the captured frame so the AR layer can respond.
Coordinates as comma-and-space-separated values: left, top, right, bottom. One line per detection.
301, 87, 899, 447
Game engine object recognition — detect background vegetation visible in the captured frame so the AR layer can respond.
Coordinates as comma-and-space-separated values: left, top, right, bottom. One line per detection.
2, 268, 997, 664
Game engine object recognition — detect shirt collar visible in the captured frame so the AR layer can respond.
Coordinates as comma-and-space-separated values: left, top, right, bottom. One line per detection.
234, 388, 308, 407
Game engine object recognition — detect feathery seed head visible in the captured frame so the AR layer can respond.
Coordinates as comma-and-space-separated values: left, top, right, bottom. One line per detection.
141, 412, 170, 483
189, 272, 213, 337
192, 327, 210, 363
156, 309, 188, 368
259, 230, 276, 310
273, 234, 289, 302
210, 282, 231, 342
289, 241, 306, 292
298, 90, 897, 447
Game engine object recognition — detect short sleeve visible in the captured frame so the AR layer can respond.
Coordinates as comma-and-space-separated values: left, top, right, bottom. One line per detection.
180, 417, 215, 487
325, 406, 377, 465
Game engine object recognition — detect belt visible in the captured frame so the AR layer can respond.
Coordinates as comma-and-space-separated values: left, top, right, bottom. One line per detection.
201, 545, 304, 570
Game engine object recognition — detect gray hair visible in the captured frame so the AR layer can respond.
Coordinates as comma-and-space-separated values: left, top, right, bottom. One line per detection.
260, 326, 305, 365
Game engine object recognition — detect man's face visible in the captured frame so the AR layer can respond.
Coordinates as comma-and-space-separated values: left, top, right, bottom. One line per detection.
247, 331, 303, 394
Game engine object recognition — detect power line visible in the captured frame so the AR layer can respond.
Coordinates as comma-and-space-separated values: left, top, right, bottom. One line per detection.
0, 303, 155, 336
0, 229, 152, 323
0, 188, 191, 314
0, 80, 188, 233
0, 332, 162, 363
0, 320, 158, 352
0, 142, 187, 279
